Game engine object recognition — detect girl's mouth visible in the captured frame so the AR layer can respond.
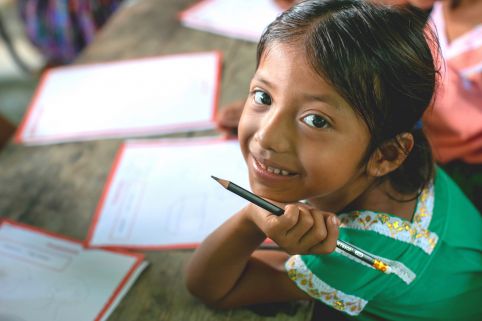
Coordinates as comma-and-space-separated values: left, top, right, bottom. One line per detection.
252, 156, 297, 179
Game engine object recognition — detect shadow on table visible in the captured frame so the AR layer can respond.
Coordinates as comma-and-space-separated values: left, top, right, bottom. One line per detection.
247, 301, 311, 318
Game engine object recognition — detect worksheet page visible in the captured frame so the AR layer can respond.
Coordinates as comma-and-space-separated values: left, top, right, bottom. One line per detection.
180, 0, 283, 42
0, 220, 147, 321
87, 138, 250, 249
15, 52, 221, 144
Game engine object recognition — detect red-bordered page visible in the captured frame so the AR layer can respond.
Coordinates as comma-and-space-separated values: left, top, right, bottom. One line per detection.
179, 0, 283, 42
15, 51, 222, 145
0, 219, 147, 321
86, 137, 252, 250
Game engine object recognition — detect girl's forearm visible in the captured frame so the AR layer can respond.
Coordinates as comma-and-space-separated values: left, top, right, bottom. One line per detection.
184, 207, 266, 305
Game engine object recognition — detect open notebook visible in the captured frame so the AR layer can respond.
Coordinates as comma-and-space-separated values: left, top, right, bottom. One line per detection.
0, 219, 147, 321
15, 51, 221, 145
180, 0, 283, 42
86, 138, 251, 249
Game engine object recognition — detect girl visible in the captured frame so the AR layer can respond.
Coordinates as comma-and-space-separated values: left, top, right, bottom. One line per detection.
216, 0, 482, 213
185, 1, 482, 320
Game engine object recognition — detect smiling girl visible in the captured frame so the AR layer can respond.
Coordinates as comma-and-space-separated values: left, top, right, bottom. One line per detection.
184, 1, 482, 320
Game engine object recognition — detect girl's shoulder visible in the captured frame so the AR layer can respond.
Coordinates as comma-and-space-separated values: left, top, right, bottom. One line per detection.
337, 167, 480, 254
286, 183, 438, 316
286, 168, 482, 319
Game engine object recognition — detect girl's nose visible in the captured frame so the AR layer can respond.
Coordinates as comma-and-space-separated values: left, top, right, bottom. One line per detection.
254, 109, 292, 153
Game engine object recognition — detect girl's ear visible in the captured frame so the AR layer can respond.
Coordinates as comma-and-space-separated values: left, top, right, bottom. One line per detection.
367, 133, 414, 177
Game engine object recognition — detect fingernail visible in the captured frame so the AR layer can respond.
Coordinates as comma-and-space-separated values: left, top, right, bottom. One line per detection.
331, 216, 340, 226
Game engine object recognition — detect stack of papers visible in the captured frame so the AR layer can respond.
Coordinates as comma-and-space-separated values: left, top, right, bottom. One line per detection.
15, 51, 222, 145
87, 138, 250, 249
0, 220, 147, 321
180, 0, 283, 42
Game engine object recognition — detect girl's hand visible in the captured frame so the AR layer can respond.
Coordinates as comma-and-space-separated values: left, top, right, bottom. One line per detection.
274, 0, 299, 10
247, 203, 340, 255
215, 100, 244, 137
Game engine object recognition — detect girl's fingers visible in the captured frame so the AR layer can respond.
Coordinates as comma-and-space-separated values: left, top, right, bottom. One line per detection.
269, 203, 300, 231
249, 202, 339, 255
284, 206, 314, 241
309, 215, 340, 254
297, 209, 328, 249
250, 203, 297, 234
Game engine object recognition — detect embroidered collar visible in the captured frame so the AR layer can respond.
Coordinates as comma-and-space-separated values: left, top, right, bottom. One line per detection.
286, 256, 367, 316
338, 184, 439, 254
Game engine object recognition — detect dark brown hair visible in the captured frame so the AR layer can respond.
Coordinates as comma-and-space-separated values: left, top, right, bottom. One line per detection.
257, 0, 439, 196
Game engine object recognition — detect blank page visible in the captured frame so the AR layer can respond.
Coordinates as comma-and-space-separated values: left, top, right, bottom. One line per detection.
180, 0, 283, 42
15, 52, 221, 145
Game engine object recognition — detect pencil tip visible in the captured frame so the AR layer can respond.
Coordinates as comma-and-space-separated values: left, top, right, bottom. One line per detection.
211, 175, 229, 188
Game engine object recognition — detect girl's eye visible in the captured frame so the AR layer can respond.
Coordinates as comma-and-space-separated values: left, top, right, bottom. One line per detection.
253, 91, 272, 105
302, 114, 330, 129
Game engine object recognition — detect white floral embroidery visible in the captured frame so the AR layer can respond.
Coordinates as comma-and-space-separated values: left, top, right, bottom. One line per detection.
334, 248, 416, 285
412, 184, 435, 229
285, 255, 368, 316
338, 184, 438, 254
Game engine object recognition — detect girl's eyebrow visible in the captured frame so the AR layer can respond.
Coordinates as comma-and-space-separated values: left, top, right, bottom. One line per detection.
301, 93, 341, 110
253, 75, 341, 111
252, 75, 273, 88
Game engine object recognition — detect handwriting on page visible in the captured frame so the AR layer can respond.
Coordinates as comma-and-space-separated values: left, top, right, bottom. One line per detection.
109, 180, 145, 240
0, 238, 72, 271
0, 222, 145, 321
88, 139, 250, 248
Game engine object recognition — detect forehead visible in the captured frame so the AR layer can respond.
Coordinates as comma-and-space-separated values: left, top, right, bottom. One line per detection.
256, 42, 348, 109
257, 42, 320, 82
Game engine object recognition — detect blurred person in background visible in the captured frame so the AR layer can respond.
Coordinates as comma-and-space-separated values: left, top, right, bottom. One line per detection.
18, 0, 123, 68
0, 0, 122, 147
420, 0, 482, 212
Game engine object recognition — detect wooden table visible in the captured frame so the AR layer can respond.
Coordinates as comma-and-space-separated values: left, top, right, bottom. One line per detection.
0, 0, 313, 320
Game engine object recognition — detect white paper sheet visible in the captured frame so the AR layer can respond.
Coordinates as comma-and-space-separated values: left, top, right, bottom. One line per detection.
15, 52, 221, 145
0, 220, 147, 321
87, 138, 250, 249
180, 0, 283, 42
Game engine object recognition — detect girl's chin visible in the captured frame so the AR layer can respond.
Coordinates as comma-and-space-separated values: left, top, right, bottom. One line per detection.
249, 181, 301, 204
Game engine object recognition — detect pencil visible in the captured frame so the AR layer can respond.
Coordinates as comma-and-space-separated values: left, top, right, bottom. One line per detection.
211, 175, 391, 274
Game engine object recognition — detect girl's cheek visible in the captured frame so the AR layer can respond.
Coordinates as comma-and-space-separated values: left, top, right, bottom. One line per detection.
239, 109, 259, 139
238, 114, 252, 151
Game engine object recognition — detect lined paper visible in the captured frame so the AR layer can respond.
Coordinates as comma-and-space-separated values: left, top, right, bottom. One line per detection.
0, 220, 147, 321
87, 138, 250, 249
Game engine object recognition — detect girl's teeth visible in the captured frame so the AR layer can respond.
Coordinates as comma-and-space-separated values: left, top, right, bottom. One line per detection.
256, 158, 292, 176
266, 166, 291, 176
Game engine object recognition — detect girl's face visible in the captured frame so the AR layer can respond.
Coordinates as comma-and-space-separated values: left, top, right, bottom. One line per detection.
238, 43, 374, 211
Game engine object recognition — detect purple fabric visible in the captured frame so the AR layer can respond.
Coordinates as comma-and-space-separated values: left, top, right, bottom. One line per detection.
19, 0, 122, 64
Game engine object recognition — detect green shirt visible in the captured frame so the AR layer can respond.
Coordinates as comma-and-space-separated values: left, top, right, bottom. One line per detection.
286, 168, 482, 320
